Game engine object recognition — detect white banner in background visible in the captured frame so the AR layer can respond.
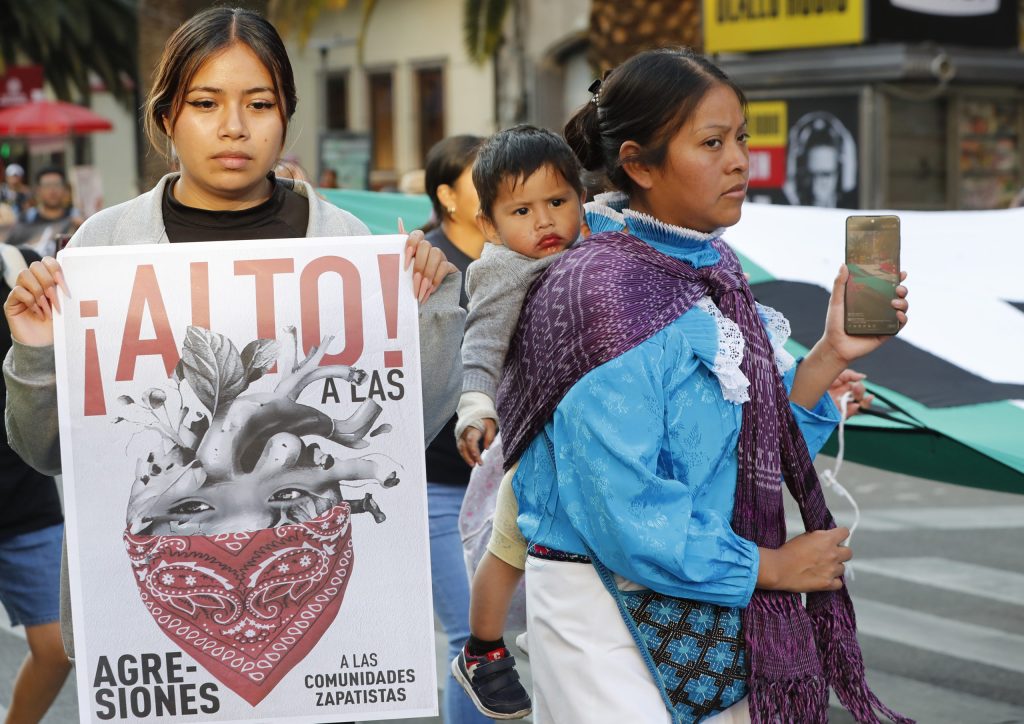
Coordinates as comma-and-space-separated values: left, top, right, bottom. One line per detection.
729, 203, 1024, 387
54, 236, 437, 723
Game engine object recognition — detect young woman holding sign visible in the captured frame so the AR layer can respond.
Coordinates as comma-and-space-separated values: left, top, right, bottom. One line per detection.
2, 7, 464, 662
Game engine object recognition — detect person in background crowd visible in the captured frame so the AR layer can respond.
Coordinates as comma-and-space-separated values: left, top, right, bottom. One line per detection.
0, 199, 16, 237
0, 243, 71, 724
420, 134, 495, 724
5, 167, 82, 258
2, 5, 463, 671
318, 167, 339, 188
399, 168, 426, 195
0, 163, 31, 218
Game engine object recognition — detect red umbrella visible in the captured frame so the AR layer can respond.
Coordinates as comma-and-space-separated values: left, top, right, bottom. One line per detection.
0, 99, 113, 136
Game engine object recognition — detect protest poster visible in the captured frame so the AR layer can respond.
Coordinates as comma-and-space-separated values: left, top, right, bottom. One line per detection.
53, 236, 438, 723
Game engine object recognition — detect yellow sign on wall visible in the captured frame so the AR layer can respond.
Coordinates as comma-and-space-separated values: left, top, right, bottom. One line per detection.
746, 101, 788, 148
703, 0, 865, 53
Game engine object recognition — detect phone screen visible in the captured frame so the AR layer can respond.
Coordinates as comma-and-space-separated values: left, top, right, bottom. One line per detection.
845, 215, 900, 335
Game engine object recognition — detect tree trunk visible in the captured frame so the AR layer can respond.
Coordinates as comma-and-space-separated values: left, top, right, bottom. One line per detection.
587, 0, 702, 74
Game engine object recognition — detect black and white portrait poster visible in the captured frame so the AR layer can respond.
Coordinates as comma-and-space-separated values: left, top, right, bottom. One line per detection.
52, 236, 437, 723
747, 95, 861, 209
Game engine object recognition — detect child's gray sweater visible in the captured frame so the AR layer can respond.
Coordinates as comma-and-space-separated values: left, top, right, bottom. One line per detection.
462, 243, 561, 399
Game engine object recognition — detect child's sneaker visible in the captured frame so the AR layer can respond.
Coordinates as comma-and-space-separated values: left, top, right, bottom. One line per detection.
451, 644, 532, 720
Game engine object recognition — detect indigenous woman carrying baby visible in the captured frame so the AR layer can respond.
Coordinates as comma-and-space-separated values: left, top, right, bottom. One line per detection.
499, 48, 911, 724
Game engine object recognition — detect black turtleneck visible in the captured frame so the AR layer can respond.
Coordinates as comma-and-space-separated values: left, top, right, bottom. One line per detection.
162, 176, 310, 243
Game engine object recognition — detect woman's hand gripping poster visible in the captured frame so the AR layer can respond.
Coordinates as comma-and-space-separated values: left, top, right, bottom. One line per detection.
53, 236, 437, 723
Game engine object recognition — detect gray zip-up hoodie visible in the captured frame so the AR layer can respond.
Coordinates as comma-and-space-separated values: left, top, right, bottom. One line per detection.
2, 174, 465, 659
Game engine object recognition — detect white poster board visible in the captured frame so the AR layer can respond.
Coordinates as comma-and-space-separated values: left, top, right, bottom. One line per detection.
53, 236, 438, 723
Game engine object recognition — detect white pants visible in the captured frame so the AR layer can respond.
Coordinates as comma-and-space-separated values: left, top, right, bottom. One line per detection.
525, 555, 751, 724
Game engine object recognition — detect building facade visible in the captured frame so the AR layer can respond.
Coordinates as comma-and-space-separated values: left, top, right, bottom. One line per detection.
284, 0, 590, 189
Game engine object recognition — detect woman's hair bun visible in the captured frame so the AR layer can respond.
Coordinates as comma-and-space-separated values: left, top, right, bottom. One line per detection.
564, 100, 605, 172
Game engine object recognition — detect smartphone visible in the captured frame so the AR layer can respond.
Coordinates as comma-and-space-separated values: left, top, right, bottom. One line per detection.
844, 215, 900, 335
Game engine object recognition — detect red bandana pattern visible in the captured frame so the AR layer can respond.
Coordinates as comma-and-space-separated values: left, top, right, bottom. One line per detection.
123, 504, 354, 706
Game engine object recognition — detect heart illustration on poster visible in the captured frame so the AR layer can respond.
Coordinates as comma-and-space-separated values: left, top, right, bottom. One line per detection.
123, 504, 354, 706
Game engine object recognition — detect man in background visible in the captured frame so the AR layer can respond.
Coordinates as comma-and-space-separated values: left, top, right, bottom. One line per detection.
6, 167, 81, 257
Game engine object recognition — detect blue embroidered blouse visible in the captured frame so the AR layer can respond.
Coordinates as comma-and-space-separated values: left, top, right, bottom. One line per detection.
512, 209, 841, 608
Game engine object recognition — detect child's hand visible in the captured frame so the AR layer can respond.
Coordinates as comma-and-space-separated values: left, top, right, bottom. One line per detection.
403, 229, 457, 304
457, 419, 497, 467
821, 265, 908, 366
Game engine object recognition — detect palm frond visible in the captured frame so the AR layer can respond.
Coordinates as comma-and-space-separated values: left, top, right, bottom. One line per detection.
463, 0, 511, 64
482, 0, 510, 60
269, 0, 352, 47
463, 0, 486, 63
0, 0, 136, 107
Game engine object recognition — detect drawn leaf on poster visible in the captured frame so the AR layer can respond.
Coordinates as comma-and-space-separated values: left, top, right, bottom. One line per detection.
179, 326, 248, 417
241, 338, 280, 383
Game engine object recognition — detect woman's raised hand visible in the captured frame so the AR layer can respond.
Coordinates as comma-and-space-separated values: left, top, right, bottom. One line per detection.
4, 257, 69, 347
757, 527, 853, 593
822, 264, 909, 366
399, 220, 457, 305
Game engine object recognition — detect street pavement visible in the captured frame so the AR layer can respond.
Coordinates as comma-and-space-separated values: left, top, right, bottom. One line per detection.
2, 456, 1022, 723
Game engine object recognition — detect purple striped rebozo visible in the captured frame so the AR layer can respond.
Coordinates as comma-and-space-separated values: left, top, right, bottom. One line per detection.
497, 231, 911, 724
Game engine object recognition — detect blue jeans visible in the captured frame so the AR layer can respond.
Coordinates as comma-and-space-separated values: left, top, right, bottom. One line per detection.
0, 523, 63, 627
427, 483, 493, 724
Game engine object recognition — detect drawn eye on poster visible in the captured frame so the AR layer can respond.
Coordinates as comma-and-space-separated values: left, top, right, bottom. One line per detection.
53, 236, 438, 723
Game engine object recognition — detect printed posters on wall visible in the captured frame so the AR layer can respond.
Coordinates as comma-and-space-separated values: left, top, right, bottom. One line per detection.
53, 236, 438, 723
870, 0, 1017, 48
746, 95, 861, 209
703, 0, 1015, 52
703, 0, 865, 53
957, 98, 1022, 209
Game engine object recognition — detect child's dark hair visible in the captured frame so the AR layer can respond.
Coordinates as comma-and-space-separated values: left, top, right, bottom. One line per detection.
473, 125, 584, 219
423, 135, 484, 224
564, 47, 746, 194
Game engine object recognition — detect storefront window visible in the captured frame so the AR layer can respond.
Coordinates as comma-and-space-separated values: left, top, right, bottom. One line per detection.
416, 67, 444, 166
368, 71, 395, 172
326, 72, 349, 130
